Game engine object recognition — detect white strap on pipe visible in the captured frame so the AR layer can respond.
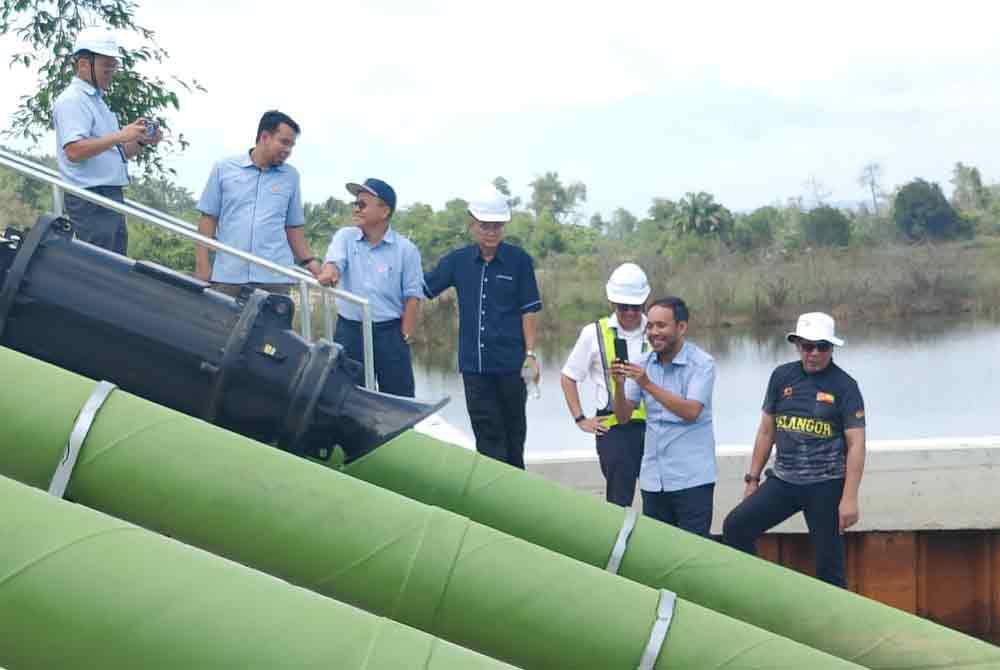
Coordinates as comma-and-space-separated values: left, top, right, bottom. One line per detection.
605, 506, 639, 573
48, 381, 117, 498
637, 589, 677, 670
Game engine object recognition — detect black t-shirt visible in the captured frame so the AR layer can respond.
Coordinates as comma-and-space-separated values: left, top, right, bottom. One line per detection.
763, 360, 865, 484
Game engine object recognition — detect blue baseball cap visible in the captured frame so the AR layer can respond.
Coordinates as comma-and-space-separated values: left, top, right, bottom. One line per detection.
346, 178, 396, 214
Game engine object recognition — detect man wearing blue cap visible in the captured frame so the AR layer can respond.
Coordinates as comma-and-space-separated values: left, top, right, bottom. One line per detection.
317, 178, 423, 397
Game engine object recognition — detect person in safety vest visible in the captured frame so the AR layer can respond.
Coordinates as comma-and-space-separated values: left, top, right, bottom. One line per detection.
560, 263, 650, 506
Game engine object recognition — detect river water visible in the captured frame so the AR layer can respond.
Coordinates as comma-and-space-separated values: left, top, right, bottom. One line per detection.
413, 315, 1000, 454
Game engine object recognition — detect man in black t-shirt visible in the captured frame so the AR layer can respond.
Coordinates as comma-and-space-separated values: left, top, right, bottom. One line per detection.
722, 312, 866, 587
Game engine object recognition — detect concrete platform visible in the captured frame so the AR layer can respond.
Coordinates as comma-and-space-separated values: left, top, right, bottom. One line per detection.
525, 436, 1000, 534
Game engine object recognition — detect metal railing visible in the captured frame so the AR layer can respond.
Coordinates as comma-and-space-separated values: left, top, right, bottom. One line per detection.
0, 147, 376, 389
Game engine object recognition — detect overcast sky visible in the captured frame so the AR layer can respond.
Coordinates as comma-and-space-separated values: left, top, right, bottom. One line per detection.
2, 0, 999, 219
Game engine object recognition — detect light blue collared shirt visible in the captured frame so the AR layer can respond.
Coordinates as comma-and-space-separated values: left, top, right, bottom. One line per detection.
53, 77, 129, 188
625, 341, 717, 492
197, 153, 305, 284
324, 226, 423, 322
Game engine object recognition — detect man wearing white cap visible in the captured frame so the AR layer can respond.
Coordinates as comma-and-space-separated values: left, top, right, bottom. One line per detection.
52, 26, 161, 254
423, 185, 542, 468
560, 263, 650, 506
722, 312, 866, 588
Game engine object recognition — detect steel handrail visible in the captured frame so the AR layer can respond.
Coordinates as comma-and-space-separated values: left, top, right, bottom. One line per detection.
0, 147, 376, 389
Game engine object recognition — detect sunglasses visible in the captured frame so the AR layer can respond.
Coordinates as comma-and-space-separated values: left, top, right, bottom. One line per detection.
615, 303, 643, 313
798, 341, 833, 353
351, 200, 368, 211
477, 221, 505, 232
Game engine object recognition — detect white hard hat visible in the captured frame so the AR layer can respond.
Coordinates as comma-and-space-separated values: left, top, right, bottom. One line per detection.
467, 184, 511, 223
73, 27, 120, 58
606, 263, 650, 305
786, 312, 845, 347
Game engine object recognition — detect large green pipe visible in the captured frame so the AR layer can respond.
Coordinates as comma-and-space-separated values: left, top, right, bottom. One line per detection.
0, 346, 859, 670
339, 431, 1000, 669
0, 475, 517, 670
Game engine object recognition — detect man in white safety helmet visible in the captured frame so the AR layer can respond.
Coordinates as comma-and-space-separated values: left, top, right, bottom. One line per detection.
52, 26, 162, 254
424, 184, 542, 469
560, 263, 650, 506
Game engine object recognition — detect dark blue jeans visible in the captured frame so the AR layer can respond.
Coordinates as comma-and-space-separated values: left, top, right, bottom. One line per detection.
65, 185, 127, 255
641, 483, 715, 537
333, 316, 414, 398
722, 475, 846, 587
595, 420, 645, 507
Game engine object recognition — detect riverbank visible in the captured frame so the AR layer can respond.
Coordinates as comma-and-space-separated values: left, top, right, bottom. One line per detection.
411, 236, 1000, 345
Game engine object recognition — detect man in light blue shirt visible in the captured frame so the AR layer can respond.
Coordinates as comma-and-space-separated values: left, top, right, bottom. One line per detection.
613, 296, 717, 537
52, 27, 161, 254
195, 110, 321, 296
317, 178, 423, 397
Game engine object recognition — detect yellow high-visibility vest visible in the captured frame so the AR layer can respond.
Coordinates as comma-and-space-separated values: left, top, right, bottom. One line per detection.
597, 317, 646, 427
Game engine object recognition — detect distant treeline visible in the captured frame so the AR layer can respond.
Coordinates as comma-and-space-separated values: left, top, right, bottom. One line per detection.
3, 153, 999, 338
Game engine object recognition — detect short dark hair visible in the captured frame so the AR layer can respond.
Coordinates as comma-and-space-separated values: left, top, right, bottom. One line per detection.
647, 296, 689, 323
256, 110, 300, 143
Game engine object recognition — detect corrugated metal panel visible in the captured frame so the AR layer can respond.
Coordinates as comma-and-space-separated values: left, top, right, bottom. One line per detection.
759, 530, 1000, 643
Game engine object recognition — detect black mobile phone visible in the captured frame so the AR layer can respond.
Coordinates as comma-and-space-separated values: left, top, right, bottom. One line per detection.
613, 337, 629, 363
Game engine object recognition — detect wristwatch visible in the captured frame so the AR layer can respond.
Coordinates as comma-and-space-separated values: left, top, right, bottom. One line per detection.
744, 473, 761, 483
574, 414, 586, 424
297, 256, 317, 267
525, 350, 536, 359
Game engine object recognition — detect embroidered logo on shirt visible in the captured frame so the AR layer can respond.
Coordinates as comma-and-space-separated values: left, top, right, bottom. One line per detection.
855, 409, 865, 419
782, 386, 793, 398
497, 274, 513, 281
271, 184, 282, 193
816, 392, 835, 404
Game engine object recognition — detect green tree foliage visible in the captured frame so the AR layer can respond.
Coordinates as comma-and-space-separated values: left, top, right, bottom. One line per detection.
893, 178, 968, 240
732, 206, 778, 251
528, 171, 586, 222
124, 175, 198, 270
950, 162, 989, 212
676, 191, 733, 238
800, 206, 851, 247
1, 0, 203, 177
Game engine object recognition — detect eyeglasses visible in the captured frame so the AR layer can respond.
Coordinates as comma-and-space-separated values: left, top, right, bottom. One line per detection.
615, 304, 643, 313
798, 341, 833, 353
351, 200, 367, 211
476, 221, 505, 232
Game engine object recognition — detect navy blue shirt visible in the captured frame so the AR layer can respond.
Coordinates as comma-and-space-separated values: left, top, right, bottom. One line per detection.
424, 242, 542, 374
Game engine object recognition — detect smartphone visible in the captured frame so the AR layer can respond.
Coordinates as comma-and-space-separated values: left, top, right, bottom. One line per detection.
144, 120, 159, 140
613, 337, 629, 363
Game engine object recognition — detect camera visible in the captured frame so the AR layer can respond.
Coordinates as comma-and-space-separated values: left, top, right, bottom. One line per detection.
144, 119, 159, 140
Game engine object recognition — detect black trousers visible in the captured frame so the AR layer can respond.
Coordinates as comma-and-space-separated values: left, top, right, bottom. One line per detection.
722, 475, 847, 587
641, 483, 715, 537
595, 420, 645, 506
334, 316, 415, 398
65, 185, 127, 255
462, 372, 527, 469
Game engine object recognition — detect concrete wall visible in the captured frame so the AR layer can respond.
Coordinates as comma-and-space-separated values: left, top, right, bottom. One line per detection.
524, 436, 1000, 534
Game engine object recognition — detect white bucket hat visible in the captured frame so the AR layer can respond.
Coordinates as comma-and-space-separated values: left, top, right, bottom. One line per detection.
786, 312, 845, 347
467, 185, 511, 223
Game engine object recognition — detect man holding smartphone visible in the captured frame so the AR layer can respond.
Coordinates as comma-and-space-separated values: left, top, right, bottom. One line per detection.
612, 296, 717, 536
53, 26, 162, 254
560, 263, 650, 506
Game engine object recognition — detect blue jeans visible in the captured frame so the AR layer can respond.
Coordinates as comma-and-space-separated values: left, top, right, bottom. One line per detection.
333, 316, 414, 397
722, 475, 846, 587
641, 483, 715, 537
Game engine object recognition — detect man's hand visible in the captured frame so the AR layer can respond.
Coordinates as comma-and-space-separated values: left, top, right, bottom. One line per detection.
317, 262, 340, 287
193, 268, 211, 282
742, 480, 759, 500
119, 119, 148, 144
304, 259, 322, 278
576, 416, 609, 436
611, 361, 646, 385
523, 355, 540, 383
838, 496, 859, 534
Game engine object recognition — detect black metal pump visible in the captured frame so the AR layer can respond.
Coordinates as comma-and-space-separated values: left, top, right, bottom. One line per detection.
0, 214, 445, 462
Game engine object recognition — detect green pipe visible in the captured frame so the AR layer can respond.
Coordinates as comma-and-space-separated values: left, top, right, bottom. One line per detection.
0, 475, 516, 670
339, 431, 1000, 669
0, 346, 859, 670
